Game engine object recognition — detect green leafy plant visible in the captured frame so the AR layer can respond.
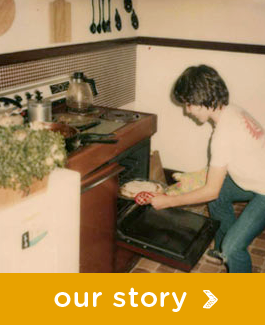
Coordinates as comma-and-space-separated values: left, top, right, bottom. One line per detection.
0, 125, 67, 192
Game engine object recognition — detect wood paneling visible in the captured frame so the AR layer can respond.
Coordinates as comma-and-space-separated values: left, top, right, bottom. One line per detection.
1, 37, 265, 67
137, 37, 265, 55
0, 38, 137, 66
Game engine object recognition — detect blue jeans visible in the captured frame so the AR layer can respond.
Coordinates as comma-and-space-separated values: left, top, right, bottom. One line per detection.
208, 175, 265, 273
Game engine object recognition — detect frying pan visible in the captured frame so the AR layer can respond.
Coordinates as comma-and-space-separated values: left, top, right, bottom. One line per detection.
40, 122, 118, 151
42, 122, 78, 138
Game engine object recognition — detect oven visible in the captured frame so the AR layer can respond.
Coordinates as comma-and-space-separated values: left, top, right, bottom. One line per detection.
112, 138, 220, 272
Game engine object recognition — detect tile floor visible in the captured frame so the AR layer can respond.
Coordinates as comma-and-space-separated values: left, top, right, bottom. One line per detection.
130, 202, 265, 273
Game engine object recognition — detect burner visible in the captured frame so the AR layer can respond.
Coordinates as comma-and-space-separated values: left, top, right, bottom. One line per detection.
101, 109, 141, 122
67, 105, 105, 117
53, 113, 101, 128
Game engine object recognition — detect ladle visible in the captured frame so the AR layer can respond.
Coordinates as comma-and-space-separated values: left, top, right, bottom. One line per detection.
124, 0, 132, 13
97, 0, 102, 33
106, 0, 111, 32
102, 0, 107, 32
89, 0, 97, 34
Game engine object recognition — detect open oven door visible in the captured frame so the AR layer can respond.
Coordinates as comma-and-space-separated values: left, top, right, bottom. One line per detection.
116, 203, 220, 272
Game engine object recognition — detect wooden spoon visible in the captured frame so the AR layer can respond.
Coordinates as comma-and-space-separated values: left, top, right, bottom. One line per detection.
0, 0, 15, 37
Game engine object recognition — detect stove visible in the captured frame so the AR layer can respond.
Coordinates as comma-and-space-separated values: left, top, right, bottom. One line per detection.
0, 75, 144, 149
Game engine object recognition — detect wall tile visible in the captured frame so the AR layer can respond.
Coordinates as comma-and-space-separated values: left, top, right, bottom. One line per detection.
0, 44, 136, 108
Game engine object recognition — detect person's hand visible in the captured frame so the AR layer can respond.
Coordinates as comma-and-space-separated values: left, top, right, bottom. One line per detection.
150, 193, 173, 210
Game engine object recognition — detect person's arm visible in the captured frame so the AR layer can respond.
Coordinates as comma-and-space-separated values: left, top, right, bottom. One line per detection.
150, 165, 227, 210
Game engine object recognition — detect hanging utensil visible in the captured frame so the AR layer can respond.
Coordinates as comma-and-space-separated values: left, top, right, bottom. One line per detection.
89, 0, 97, 33
115, 8, 122, 31
97, 0, 102, 33
106, 0, 111, 32
131, 9, 139, 29
101, 0, 107, 32
124, 0, 132, 13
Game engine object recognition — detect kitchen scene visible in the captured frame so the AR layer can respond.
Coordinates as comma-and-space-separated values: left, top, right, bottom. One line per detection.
1, 0, 265, 273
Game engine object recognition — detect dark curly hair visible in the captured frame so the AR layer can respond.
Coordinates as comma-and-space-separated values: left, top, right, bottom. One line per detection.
173, 65, 229, 109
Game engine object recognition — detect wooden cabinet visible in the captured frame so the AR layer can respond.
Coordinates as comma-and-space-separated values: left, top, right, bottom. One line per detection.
80, 163, 124, 273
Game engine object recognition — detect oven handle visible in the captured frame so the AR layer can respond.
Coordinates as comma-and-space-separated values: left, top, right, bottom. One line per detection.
81, 163, 124, 193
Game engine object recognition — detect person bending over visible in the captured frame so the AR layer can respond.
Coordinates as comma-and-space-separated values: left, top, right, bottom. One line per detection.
147, 64, 265, 273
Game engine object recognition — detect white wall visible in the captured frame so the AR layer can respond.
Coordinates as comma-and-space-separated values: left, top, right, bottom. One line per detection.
136, 0, 265, 44
135, 0, 265, 171
0, 0, 138, 54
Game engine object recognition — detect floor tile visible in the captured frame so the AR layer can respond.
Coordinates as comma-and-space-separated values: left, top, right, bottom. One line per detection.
136, 258, 160, 272
155, 265, 176, 273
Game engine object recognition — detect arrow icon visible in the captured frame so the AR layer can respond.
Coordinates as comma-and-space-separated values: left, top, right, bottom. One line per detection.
203, 290, 218, 309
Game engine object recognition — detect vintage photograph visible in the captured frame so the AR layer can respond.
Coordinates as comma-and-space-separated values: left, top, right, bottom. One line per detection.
1, 0, 265, 274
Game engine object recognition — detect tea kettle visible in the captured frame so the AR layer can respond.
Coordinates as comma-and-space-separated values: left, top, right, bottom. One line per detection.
66, 72, 98, 113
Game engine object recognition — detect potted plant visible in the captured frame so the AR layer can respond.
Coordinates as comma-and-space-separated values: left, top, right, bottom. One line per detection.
0, 124, 67, 206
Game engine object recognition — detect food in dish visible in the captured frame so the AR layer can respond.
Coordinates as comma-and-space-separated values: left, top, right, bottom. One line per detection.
53, 113, 99, 127
120, 180, 165, 199
54, 114, 84, 124
29, 121, 50, 130
0, 114, 23, 127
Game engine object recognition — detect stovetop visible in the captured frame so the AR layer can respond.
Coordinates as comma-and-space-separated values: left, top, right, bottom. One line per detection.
54, 103, 142, 136
52, 104, 147, 154
0, 75, 141, 125
0, 74, 145, 151
53, 106, 139, 134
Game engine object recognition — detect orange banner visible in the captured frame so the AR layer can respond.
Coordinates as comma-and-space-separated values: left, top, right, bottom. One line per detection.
0, 274, 263, 324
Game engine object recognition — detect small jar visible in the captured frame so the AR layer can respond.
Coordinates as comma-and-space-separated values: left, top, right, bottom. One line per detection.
27, 99, 52, 122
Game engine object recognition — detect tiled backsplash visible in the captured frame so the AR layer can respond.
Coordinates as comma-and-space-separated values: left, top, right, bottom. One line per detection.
0, 44, 136, 108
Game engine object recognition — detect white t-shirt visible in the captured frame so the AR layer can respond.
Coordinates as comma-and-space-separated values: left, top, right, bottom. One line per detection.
210, 104, 265, 195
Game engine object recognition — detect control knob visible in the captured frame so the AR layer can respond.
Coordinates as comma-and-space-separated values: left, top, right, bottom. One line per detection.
14, 95, 23, 103
25, 92, 33, 100
35, 90, 43, 101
